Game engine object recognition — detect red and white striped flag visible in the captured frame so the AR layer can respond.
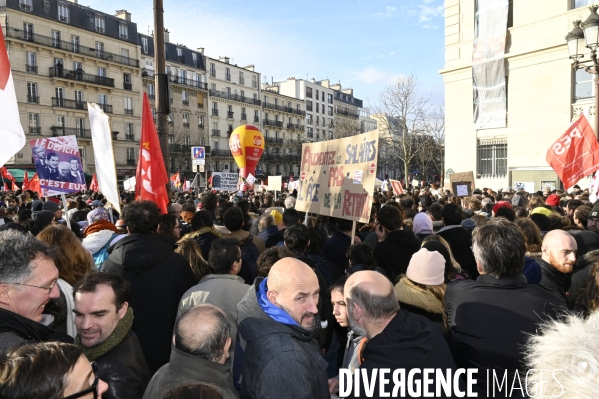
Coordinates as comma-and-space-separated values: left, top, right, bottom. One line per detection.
0, 24, 25, 167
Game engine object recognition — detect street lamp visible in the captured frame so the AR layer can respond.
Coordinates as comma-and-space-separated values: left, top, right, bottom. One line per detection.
566, 6, 599, 138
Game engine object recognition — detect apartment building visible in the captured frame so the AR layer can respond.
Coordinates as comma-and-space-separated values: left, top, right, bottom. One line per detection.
206, 56, 261, 174
260, 84, 305, 177
2, 0, 141, 183
139, 30, 208, 176
441, 0, 598, 189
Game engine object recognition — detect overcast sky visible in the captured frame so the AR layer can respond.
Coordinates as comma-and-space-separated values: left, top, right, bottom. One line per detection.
88, 0, 446, 108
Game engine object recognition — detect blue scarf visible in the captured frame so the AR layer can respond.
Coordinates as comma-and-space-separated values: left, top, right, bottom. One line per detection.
257, 278, 299, 326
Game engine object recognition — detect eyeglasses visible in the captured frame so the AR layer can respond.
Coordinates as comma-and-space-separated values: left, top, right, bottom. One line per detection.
7, 279, 57, 293
63, 361, 99, 399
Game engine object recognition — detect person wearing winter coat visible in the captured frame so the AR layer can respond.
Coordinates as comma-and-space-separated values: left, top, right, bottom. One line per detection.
373, 205, 422, 283
101, 201, 196, 374
237, 258, 330, 399
82, 207, 126, 268
185, 210, 222, 259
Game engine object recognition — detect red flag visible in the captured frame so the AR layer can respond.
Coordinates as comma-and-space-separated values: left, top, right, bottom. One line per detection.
89, 173, 99, 192
136, 93, 169, 214
22, 170, 29, 187
546, 114, 599, 190
170, 172, 181, 188
389, 179, 405, 195
23, 173, 41, 195
0, 166, 15, 181
11, 181, 18, 190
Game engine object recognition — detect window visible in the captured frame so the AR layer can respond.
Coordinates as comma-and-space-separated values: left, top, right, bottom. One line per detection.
316, 103, 319, 113
182, 91, 189, 104
26, 52, 36, 72
315, 90, 319, 99
573, 0, 594, 8
97, 67, 106, 77
477, 139, 507, 177
23, 23, 33, 40
95, 16, 105, 33
96, 42, 104, 57
210, 63, 216, 77
328, 106, 333, 116
239, 71, 244, 84
29, 113, 39, 128
51, 30, 61, 48
74, 90, 82, 103
148, 83, 155, 98
20, 0, 32, 11
211, 83, 216, 92
264, 95, 268, 104
177, 48, 184, 63
127, 148, 135, 160
98, 94, 107, 104
76, 117, 85, 134
240, 90, 245, 99
121, 48, 129, 59
119, 24, 128, 40
252, 75, 257, 88
58, 4, 69, 22
56, 115, 65, 127
183, 113, 190, 126
214, 141, 219, 150
322, 91, 325, 101
198, 115, 204, 128
225, 67, 231, 81
575, 69, 593, 99
142, 37, 148, 54
306, 87, 313, 98
126, 123, 134, 139
328, 93, 333, 104
192, 53, 197, 67
71, 35, 79, 52
241, 107, 246, 119
306, 113, 313, 124
55, 87, 64, 99
27, 82, 37, 100
306, 101, 313, 112
307, 127, 313, 138
226, 87, 231, 98
124, 97, 132, 114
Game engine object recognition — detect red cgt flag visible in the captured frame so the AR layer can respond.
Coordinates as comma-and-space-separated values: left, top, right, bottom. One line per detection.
1, 166, 15, 181
546, 114, 599, 190
23, 172, 41, 195
135, 93, 169, 214
89, 173, 99, 192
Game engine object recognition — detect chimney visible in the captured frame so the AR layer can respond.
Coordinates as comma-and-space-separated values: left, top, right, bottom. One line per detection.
115, 10, 131, 22
321, 79, 330, 88
67, 0, 77, 3
197, 47, 204, 54
219, 56, 230, 64
310, 78, 316, 83
164, 28, 170, 43
244, 64, 255, 71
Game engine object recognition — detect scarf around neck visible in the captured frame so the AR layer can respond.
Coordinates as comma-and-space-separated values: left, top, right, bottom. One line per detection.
75, 307, 134, 361
257, 278, 299, 326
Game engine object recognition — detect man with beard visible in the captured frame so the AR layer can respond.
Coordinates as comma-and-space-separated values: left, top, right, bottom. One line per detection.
538, 229, 577, 300
237, 257, 330, 399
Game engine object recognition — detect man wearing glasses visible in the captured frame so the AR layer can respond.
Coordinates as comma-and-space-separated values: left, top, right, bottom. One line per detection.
0, 230, 73, 353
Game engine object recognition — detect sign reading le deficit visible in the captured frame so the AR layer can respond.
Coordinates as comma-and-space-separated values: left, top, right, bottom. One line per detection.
295, 130, 379, 223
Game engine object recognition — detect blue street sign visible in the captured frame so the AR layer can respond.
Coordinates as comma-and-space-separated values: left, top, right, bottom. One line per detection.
191, 146, 205, 160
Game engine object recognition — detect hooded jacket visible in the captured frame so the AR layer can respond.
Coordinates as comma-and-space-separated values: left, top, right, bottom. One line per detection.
373, 229, 422, 283
437, 225, 479, 279
101, 234, 196, 374
185, 227, 222, 259
0, 307, 73, 354
394, 277, 446, 336
355, 310, 456, 398
143, 346, 238, 399
237, 278, 330, 399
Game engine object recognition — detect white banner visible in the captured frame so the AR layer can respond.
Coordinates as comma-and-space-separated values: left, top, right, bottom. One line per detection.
89, 103, 121, 214
211, 172, 238, 191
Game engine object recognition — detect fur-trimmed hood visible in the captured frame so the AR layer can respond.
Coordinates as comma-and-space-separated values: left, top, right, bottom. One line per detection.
394, 277, 444, 315
183, 227, 223, 240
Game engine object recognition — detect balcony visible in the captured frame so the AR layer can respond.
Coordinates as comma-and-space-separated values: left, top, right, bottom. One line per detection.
335, 108, 359, 119
211, 129, 221, 137
127, 159, 136, 165
168, 74, 208, 90
227, 111, 234, 119
209, 90, 261, 106
182, 100, 189, 106
119, 34, 128, 40
142, 68, 155, 78
50, 67, 115, 88
287, 123, 304, 131
52, 97, 86, 110
211, 149, 232, 157
124, 133, 135, 140
148, 93, 155, 100
25, 64, 37, 73
241, 113, 247, 121
51, 127, 92, 139
264, 119, 283, 128
183, 122, 190, 128
3, 27, 139, 67
212, 109, 219, 117
124, 109, 133, 115
98, 103, 113, 113
27, 95, 39, 103
124, 82, 132, 90
28, 126, 41, 134
198, 124, 205, 130
266, 137, 284, 144
96, 26, 105, 34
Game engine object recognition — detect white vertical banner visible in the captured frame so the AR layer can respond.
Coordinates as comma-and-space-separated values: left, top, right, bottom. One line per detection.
88, 103, 121, 214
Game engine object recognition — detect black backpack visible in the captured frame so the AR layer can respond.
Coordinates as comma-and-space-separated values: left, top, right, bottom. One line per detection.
238, 236, 260, 284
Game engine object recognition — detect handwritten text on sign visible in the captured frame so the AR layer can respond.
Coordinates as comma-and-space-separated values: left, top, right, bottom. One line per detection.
295, 130, 379, 223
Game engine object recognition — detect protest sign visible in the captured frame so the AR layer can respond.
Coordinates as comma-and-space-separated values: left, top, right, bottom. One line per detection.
546, 114, 599, 190
295, 130, 379, 223
267, 176, 282, 191
389, 179, 404, 195
211, 172, 238, 191
30, 136, 86, 196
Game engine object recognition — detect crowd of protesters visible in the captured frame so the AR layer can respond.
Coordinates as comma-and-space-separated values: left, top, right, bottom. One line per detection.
0, 183, 598, 398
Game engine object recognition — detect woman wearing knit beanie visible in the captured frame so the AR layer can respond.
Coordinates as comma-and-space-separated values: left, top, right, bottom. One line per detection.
394, 247, 448, 337
81, 207, 125, 268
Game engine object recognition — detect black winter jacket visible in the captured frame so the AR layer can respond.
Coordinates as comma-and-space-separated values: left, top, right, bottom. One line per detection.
97, 330, 151, 399
237, 278, 330, 399
101, 234, 196, 374
373, 229, 421, 283
437, 226, 479, 279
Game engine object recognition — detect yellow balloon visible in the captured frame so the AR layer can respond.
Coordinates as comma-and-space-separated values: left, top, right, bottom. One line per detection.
228, 124, 265, 178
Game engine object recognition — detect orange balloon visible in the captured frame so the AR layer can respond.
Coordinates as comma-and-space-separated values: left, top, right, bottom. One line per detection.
229, 125, 265, 178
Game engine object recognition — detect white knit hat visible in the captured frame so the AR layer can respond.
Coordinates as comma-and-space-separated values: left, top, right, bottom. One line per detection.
406, 248, 445, 285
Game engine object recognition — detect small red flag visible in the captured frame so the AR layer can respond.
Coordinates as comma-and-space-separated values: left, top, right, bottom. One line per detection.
22, 170, 29, 187
11, 181, 18, 190
89, 173, 99, 192
136, 93, 169, 214
23, 173, 41, 195
1, 166, 15, 181
546, 114, 599, 190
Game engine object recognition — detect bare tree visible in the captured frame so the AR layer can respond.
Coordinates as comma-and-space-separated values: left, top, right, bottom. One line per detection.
372, 73, 431, 183
332, 117, 361, 139
424, 106, 445, 185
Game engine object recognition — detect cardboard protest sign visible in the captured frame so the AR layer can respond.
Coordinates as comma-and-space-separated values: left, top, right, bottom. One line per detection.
448, 171, 475, 197
267, 176, 282, 191
211, 172, 238, 191
30, 136, 86, 196
295, 130, 379, 223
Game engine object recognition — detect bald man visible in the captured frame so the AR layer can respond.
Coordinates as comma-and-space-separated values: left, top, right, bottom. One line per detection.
539, 229, 577, 299
237, 258, 330, 399
143, 305, 237, 399
344, 271, 456, 398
